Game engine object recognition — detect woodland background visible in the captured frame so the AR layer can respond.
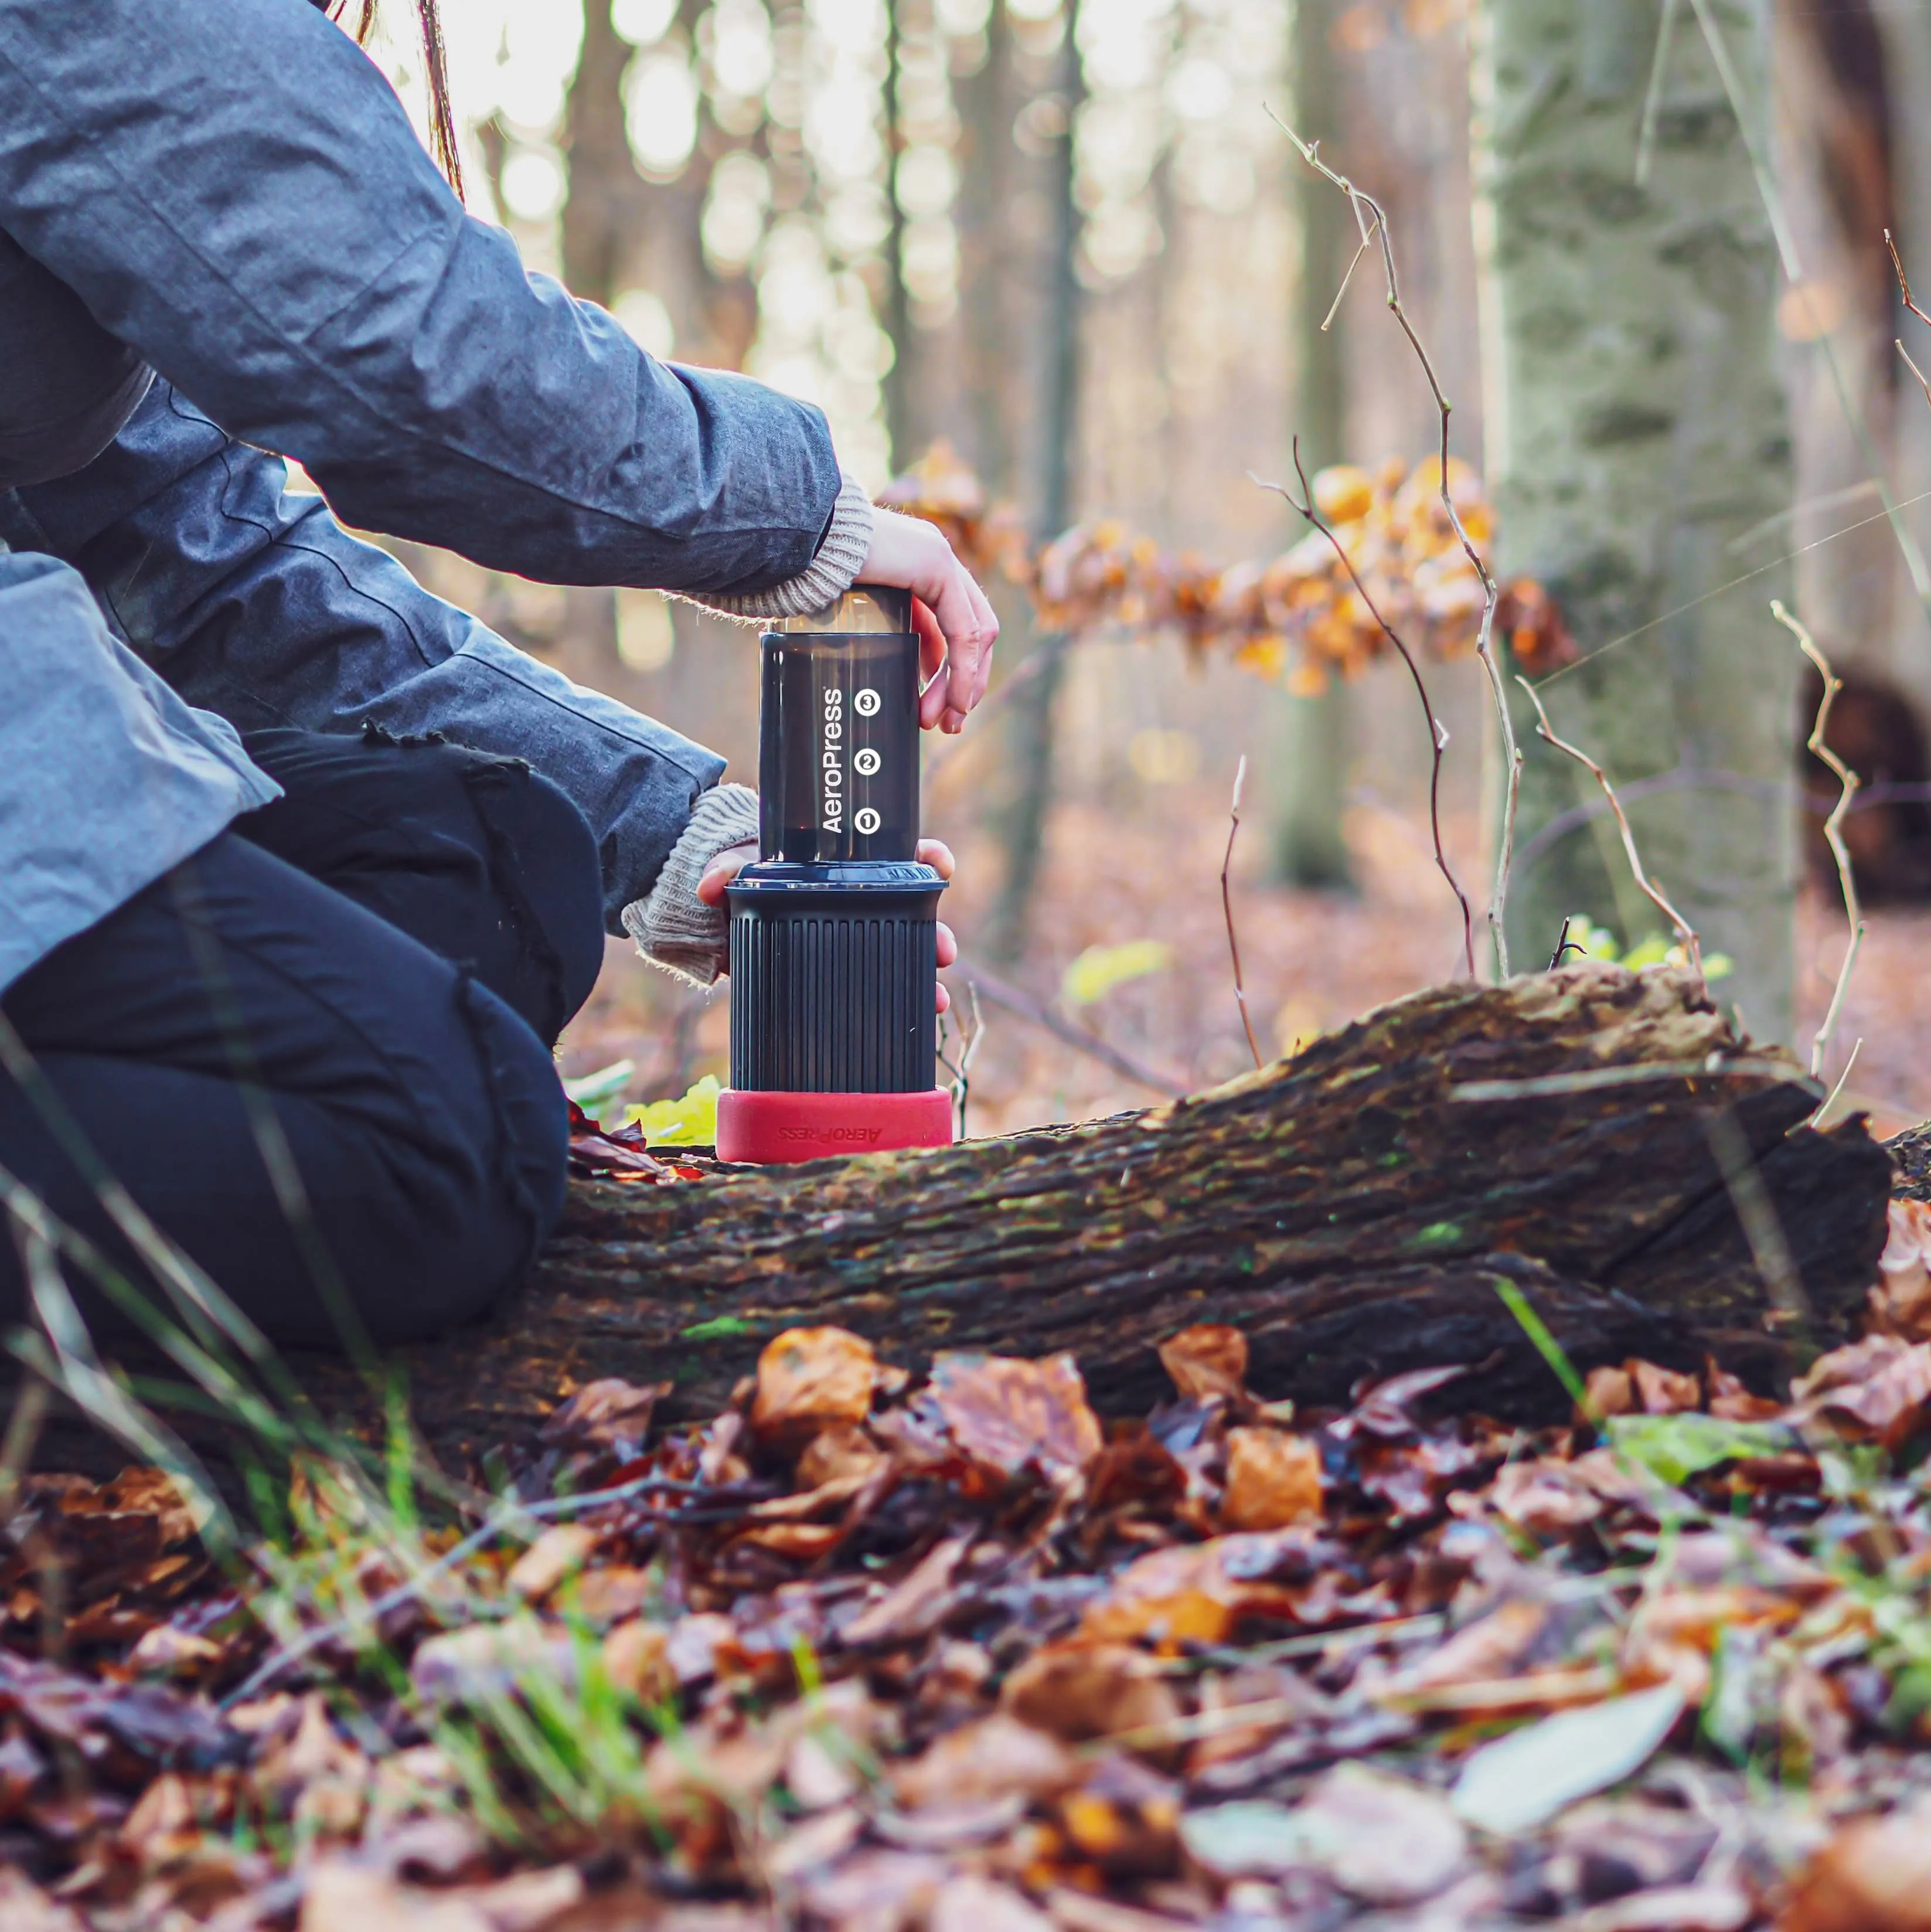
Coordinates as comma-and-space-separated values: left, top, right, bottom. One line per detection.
348, 0, 1931, 1134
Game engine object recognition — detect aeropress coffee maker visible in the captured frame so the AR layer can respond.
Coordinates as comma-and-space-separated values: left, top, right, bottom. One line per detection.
714, 586, 955, 1164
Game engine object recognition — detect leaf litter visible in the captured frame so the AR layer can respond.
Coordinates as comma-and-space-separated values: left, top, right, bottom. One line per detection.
15, 1209, 1931, 1926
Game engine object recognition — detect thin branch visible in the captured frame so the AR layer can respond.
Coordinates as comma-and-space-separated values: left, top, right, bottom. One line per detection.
1634, 0, 1681, 187
1901, 340, 1931, 415
1535, 485, 1931, 691
1810, 1037, 1862, 1132
953, 958, 1187, 1098
1886, 231, 1931, 412
937, 982, 986, 1139
1515, 676, 1704, 981
1259, 440, 1476, 977
1890, 228, 1931, 333
1772, 600, 1864, 1083
1271, 110, 1518, 978
1220, 755, 1263, 1070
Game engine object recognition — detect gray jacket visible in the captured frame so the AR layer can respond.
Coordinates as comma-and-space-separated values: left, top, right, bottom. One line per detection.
0, 0, 863, 992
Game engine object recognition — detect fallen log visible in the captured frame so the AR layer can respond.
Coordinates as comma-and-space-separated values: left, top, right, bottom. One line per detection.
267, 961, 1890, 1465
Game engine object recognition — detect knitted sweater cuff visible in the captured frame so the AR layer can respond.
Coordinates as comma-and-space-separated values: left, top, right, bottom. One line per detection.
677, 472, 874, 624
619, 782, 759, 987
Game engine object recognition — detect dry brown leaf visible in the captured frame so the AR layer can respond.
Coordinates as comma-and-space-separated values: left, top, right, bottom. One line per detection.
797, 1421, 889, 1487
1220, 1428, 1322, 1530
893, 1713, 1080, 1809
560, 1563, 655, 1625
1000, 1643, 1182, 1750
842, 1533, 973, 1648
1871, 1199, 1931, 1341
1393, 1598, 1547, 1692
601, 1620, 672, 1703
928, 1872, 1059, 1932
1056, 1754, 1181, 1876
1078, 1534, 1310, 1648
752, 1327, 878, 1444
1630, 1360, 1702, 1415
1478, 1458, 1609, 1535
0, 1869, 87, 1932
538, 1377, 666, 1458
125, 1624, 225, 1681
505, 1524, 597, 1603
1782, 1800, 1931, 1931
1156, 1326, 1248, 1403
796, 1849, 948, 1930
1793, 1336, 1931, 1448
765, 1802, 864, 1880
733, 1521, 847, 1559
930, 1351, 1104, 1484
1585, 1365, 1637, 1419
298, 1859, 493, 1932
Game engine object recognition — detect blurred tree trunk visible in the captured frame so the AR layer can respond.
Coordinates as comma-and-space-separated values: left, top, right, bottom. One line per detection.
561, 0, 640, 309
882, 0, 914, 468
985, 0, 1083, 965
1876, 4, 1931, 683
1474, 0, 1796, 1038
556, 0, 645, 692
955, 4, 1020, 494
1269, 0, 1354, 892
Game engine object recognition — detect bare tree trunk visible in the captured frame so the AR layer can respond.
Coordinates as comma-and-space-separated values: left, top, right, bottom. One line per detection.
561, 0, 641, 309
1269, 0, 1355, 893
985, 0, 1084, 965
882, 0, 915, 468
954, 4, 1019, 493
1474, 0, 1797, 1038
1876, 1, 1931, 688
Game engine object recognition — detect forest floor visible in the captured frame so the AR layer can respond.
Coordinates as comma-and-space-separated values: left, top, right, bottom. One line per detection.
9, 1236, 1931, 1930
6, 797, 1931, 1928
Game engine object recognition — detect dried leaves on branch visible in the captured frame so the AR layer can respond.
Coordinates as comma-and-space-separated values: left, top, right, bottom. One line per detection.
879, 443, 1572, 694
13, 1219, 1931, 1930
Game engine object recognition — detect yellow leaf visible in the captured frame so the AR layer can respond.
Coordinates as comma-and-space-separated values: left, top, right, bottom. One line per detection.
1061, 940, 1172, 1008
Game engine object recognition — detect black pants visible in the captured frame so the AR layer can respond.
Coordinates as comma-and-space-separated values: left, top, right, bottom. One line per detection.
0, 727, 605, 1348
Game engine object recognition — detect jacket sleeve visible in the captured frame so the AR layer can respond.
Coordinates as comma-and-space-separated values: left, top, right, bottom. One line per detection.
3, 383, 728, 931
0, 0, 840, 597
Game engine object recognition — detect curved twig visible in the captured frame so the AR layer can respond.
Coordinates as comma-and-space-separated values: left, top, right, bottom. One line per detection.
1259, 441, 1476, 977
1890, 232, 1931, 411
1773, 600, 1864, 1083
1270, 111, 1518, 978
1221, 756, 1264, 1069
1514, 677, 1702, 981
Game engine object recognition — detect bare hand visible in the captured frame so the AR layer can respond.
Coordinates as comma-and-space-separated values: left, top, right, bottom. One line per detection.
859, 507, 999, 734
699, 837, 959, 1011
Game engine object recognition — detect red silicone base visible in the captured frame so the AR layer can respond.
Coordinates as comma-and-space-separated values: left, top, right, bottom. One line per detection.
715, 1087, 955, 1164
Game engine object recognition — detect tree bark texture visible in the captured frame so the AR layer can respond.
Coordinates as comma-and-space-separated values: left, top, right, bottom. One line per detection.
984, 0, 1084, 965
264, 964, 1891, 1468
1472, 0, 1797, 1034
1267, 0, 1354, 896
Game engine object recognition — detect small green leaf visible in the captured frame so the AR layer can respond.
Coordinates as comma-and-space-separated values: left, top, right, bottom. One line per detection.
1605, 1412, 1795, 1485
679, 1314, 759, 1341
1413, 1220, 1463, 1250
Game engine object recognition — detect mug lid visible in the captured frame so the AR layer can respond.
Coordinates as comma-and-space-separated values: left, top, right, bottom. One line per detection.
772, 586, 912, 634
